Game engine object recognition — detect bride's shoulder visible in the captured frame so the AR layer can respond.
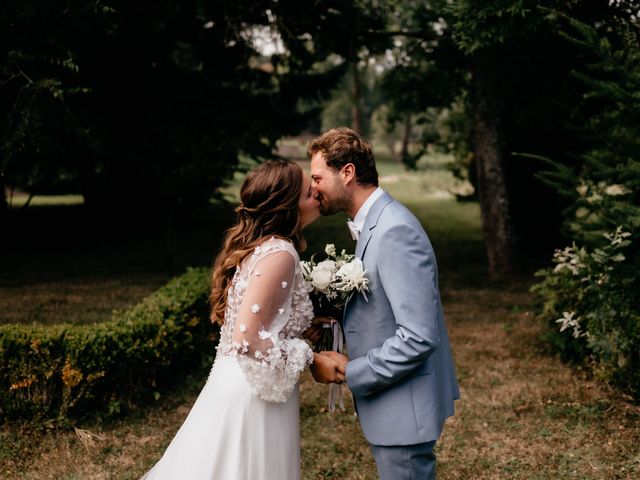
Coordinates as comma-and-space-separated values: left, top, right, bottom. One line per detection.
253, 236, 298, 259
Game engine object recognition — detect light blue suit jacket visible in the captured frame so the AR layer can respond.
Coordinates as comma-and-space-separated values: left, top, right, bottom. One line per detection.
344, 192, 460, 446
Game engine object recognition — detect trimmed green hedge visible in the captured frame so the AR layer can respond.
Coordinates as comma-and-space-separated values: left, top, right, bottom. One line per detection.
0, 267, 217, 422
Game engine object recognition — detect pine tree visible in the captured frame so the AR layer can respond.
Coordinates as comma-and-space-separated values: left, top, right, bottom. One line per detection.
534, 6, 640, 398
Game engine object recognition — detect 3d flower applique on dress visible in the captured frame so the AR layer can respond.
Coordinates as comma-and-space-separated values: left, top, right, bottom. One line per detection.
258, 330, 272, 341
239, 324, 247, 333
251, 304, 260, 314
278, 308, 285, 315
281, 281, 288, 289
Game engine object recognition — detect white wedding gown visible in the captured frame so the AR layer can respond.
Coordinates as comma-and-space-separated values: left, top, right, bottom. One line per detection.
142, 237, 314, 480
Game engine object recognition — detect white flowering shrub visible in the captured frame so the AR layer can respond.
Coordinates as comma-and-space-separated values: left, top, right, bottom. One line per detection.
533, 227, 639, 397
531, 14, 640, 399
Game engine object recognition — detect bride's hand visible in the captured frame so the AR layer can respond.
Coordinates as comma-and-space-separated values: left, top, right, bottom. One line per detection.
302, 325, 322, 343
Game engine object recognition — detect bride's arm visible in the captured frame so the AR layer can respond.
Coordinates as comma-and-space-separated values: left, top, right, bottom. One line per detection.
230, 248, 313, 402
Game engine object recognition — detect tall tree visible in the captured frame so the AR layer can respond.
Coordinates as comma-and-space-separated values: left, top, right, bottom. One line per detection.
0, 0, 386, 217
377, 0, 616, 279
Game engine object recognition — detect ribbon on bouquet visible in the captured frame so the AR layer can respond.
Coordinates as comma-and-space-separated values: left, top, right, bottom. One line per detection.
325, 319, 345, 413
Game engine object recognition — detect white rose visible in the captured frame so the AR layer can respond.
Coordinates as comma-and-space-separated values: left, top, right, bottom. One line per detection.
316, 260, 336, 273
311, 260, 336, 292
335, 258, 367, 291
324, 243, 337, 257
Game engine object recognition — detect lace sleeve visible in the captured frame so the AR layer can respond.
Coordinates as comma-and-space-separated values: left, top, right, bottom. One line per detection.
230, 248, 313, 402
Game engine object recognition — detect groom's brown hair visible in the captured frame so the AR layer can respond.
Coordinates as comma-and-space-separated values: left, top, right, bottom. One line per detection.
307, 127, 379, 187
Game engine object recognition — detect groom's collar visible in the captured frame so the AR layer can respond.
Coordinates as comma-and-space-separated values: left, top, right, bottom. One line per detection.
355, 191, 394, 259
351, 187, 384, 230
361, 190, 393, 232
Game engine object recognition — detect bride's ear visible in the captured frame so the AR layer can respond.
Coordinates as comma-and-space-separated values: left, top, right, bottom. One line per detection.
341, 163, 356, 185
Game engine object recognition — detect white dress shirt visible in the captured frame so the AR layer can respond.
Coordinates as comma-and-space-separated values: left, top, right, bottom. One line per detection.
347, 187, 384, 240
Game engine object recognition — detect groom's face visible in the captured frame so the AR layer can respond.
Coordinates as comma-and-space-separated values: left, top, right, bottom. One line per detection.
310, 152, 351, 216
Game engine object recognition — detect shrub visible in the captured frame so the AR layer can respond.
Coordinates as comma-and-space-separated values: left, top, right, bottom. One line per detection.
0, 267, 217, 422
533, 227, 639, 398
533, 11, 640, 399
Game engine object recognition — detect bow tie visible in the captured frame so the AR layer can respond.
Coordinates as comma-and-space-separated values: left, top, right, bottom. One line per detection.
347, 220, 360, 240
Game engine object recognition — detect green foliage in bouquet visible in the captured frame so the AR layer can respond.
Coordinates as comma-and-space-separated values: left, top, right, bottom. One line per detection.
533, 10, 640, 399
0, 268, 217, 423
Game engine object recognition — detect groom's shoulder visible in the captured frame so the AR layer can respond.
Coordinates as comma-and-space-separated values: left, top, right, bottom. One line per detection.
377, 197, 432, 242
380, 196, 421, 226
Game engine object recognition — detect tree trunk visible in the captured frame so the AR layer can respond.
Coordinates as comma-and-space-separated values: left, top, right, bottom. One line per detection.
351, 63, 363, 134
0, 172, 7, 229
472, 71, 520, 280
389, 140, 401, 164
400, 113, 412, 167
0, 171, 7, 211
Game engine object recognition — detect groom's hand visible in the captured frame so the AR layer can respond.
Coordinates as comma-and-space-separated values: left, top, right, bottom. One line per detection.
319, 351, 349, 374
310, 352, 346, 384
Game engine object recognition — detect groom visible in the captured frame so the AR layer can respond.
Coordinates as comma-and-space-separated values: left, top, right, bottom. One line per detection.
308, 128, 460, 479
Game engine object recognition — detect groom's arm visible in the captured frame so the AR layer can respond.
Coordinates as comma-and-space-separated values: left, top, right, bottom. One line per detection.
346, 222, 440, 397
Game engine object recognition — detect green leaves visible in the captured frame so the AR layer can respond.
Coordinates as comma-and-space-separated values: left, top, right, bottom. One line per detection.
532, 12, 640, 395
0, 267, 217, 423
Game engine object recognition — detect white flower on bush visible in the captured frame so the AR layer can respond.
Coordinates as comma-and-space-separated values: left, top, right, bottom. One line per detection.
556, 311, 585, 339
604, 226, 631, 247
552, 245, 587, 276
576, 182, 588, 197
575, 180, 629, 199
604, 184, 630, 196
311, 260, 336, 292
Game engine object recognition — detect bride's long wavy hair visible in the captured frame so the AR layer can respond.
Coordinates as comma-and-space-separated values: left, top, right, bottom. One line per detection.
210, 160, 306, 324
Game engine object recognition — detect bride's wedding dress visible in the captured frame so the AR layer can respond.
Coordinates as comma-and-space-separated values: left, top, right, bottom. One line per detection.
142, 237, 314, 480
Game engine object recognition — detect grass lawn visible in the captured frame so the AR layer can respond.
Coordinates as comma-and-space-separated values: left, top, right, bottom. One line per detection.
1, 150, 639, 478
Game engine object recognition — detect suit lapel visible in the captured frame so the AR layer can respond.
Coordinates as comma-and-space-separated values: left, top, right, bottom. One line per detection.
344, 192, 393, 324
355, 191, 393, 260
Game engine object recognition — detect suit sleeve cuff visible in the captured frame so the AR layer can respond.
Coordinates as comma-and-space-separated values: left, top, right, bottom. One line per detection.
345, 356, 377, 397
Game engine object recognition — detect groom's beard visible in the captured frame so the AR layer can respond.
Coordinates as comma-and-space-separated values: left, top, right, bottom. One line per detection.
317, 192, 349, 216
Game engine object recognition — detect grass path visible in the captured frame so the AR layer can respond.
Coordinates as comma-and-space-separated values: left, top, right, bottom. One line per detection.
1, 177, 638, 478
2, 272, 638, 479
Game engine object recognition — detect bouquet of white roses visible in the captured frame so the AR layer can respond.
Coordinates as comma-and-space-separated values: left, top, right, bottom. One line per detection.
300, 243, 369, 353
301, 244, 369, 413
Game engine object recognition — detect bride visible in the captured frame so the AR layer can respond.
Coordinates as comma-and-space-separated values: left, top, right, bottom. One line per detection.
141, 160, 345, 480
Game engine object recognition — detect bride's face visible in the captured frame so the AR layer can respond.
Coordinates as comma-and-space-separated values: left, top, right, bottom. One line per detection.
298, 173, 321, 228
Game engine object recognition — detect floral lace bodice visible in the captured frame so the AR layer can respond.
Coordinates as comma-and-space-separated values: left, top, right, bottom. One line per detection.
214, 237, 314, 402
